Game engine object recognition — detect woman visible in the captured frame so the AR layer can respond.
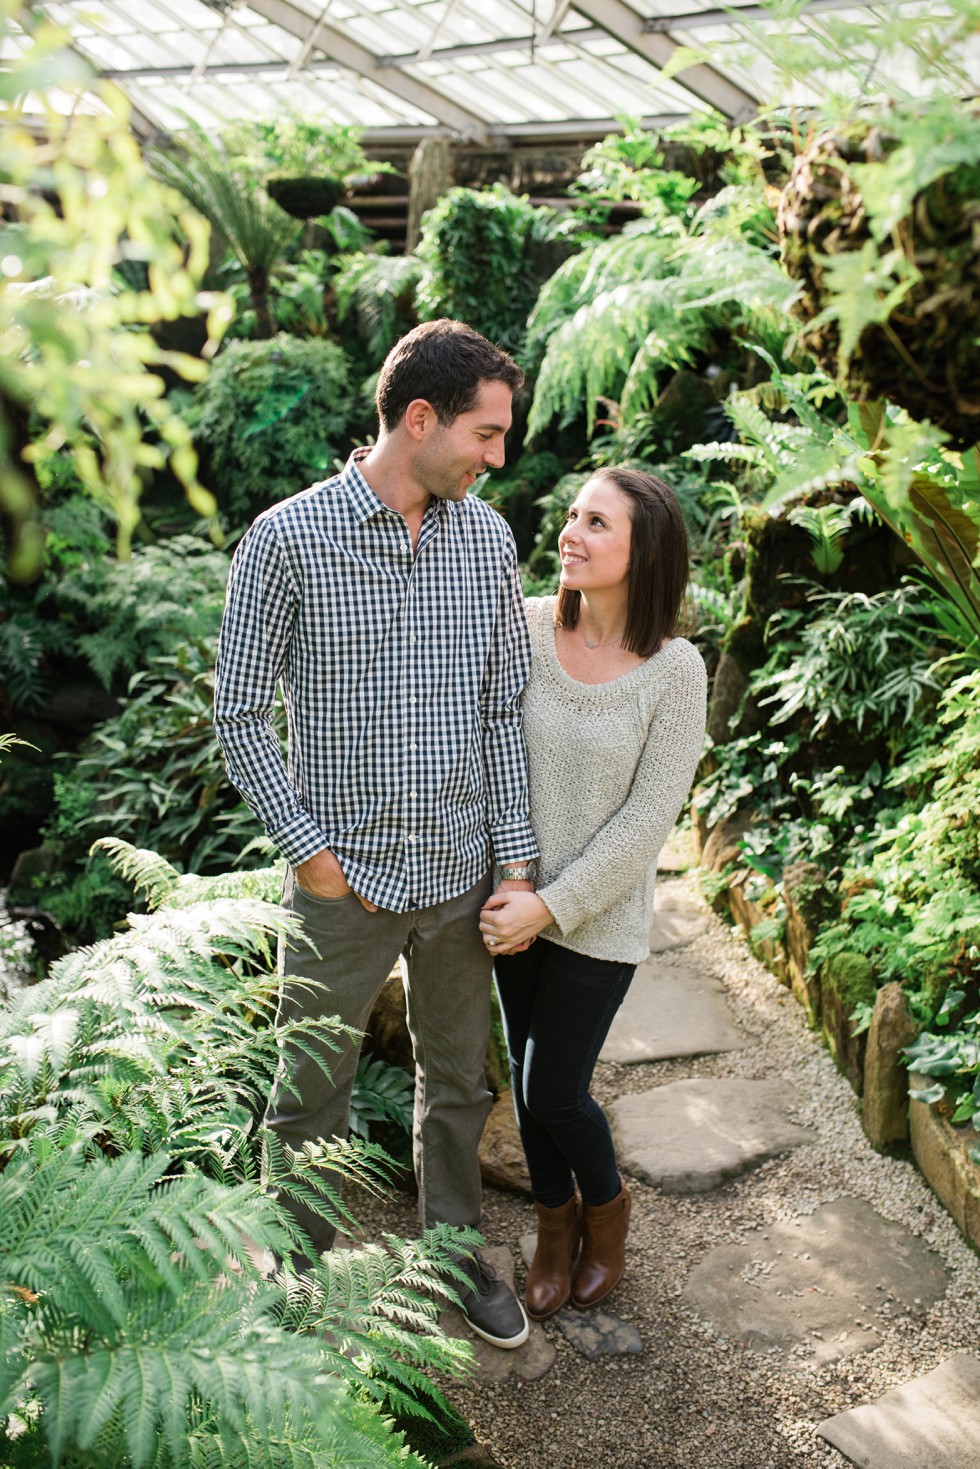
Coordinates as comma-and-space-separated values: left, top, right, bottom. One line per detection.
479, 467, 706, 1321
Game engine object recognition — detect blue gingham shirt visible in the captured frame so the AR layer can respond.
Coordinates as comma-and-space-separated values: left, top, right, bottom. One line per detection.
213, 449, 538, 912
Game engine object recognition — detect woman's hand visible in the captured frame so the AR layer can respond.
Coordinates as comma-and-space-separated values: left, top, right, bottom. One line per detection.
480, 891, 553, 955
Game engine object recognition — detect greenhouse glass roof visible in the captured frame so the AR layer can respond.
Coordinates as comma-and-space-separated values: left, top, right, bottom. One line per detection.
13, 1, 980, 145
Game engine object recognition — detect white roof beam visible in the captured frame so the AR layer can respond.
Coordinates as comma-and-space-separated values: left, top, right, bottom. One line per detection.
245, 0, 491, 140
571, 0, 759, 118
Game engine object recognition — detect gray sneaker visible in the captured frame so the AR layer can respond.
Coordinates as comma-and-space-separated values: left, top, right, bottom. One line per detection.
453, 1252, 529, 1349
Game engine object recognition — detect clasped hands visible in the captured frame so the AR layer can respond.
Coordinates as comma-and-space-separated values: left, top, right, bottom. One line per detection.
479, 884, 553, 956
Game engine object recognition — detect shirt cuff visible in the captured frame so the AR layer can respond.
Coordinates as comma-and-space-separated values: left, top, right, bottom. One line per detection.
268, 811, 331, 869
491, 819, 539, 867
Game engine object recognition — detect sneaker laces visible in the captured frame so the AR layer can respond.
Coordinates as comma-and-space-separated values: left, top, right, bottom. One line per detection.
460, 1252, 500, 1298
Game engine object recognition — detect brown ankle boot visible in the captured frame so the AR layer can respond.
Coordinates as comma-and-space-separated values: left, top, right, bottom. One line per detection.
525, 1194, 581, 1321
570, 1178, 631, 1310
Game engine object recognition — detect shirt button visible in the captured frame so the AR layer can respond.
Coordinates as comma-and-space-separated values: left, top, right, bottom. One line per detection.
409, 791, 417, 799
407, 834, 418, 843
409, 743, 418, 751
409, 696, 417, 704
409, 634, 417, 643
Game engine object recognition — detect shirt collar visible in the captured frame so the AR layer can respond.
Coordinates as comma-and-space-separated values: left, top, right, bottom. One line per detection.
340, 446, 458, 527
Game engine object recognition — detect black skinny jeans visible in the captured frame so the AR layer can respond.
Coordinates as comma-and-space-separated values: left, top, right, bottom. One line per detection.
494, 938, 635, 1209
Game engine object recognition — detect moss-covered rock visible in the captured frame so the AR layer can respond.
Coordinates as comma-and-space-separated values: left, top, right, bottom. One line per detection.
820, 951, 876, 1094
779, 120, 980, 447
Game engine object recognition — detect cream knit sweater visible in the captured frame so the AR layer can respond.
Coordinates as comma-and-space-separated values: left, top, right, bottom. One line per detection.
524, 596, 707, 963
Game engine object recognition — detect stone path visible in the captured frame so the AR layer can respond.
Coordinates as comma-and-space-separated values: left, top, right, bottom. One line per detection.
354, 862, 980, 1468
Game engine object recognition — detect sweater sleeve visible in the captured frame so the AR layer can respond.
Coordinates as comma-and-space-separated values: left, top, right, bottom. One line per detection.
536, 642, 707, 937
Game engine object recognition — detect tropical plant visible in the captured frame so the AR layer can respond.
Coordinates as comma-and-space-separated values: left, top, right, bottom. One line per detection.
752, 581, 942, 737
906, 994, 980, 1162
29, 634, 268, 941
333, 252, 423, 365
524, 194, 796, 439
149, 119, 302, 340
223, 251, 332, 341
350, 1053, 415, 1142
415, 184, 568, 354
0, 839, 475, 1468
221, 115, 384, 195
2, 532, 230, 716
0, 3, 225, 578
188, 333, 354, 521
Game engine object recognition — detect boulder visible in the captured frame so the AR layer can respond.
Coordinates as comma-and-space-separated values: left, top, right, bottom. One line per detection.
478, 1089, 532, 1196
863, 982, 917, 1147
909, 1079, 980, 1250
783, 861, 837, 1021
820, 951, 875, 1094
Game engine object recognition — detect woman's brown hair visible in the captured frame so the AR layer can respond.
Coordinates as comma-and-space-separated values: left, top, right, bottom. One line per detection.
554, 467, 689, 658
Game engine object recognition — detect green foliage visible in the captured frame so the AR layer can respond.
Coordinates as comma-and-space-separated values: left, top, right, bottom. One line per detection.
350, 1054, 414, 1143
189, 334, 353, 521
220, 116, 381, 189
525, 198, 796, 438
0, 4, 224, 579
752, 581, 941, 737
847, 402, 980, 646
415, 185, 566, 354
906, 994, 980, 1160
809, 668, 980, 1021
572, 120, 701, 220
224, 251, 332, 342
333, 253, 423, 366
0, 842, 474, 1468
148, 118, 300, 341
35, 635, 267, 940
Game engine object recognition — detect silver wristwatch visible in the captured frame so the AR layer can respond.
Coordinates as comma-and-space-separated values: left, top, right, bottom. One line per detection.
499, 860, 537, 882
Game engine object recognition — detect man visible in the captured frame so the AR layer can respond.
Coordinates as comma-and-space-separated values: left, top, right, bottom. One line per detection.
213, 319, 538, 1349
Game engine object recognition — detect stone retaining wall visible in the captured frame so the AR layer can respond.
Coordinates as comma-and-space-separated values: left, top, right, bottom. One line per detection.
696, 812, 980, 1251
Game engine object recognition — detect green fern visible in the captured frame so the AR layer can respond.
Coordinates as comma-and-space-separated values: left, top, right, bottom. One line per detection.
333, 254, 423, 364
526, 213, 796, 437
1, 847, 478, 1469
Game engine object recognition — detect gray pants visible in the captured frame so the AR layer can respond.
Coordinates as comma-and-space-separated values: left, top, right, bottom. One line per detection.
266, 868, 495, 1254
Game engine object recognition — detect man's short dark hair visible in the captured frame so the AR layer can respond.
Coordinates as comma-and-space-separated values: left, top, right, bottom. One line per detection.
375, 319, 524, 430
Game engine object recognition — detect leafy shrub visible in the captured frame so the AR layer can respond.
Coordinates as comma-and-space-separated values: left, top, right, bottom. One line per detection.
54, 532, 229, 689
190, 334, 354, 521
752, 581, 941, 738
525, 198, 794, 439
415, 185, 567, 354
33, 635, 268, 941
0, 840, 475, 1468
809, 667, 980, 1019
334, 252, 423, 366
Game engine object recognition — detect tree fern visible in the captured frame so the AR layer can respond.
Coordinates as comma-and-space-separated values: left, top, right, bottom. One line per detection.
525, 213, 796, 438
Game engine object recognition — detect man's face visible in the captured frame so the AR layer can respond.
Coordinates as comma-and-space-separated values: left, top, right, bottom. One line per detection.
412, 380, 514, 502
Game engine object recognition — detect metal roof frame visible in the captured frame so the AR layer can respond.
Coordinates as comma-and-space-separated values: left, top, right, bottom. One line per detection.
14, 0, 976, 145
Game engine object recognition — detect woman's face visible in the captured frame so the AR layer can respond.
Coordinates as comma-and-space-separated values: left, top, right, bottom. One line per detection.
558, 477, 633, 596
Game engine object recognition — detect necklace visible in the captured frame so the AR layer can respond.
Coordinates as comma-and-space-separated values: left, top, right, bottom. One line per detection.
580, 626, 623, 651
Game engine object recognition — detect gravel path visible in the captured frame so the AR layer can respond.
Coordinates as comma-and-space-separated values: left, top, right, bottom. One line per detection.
353, 873, 980, 1469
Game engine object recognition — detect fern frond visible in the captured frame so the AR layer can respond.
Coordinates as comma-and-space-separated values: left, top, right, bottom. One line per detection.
93, 837, 182, 909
